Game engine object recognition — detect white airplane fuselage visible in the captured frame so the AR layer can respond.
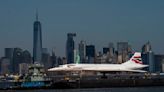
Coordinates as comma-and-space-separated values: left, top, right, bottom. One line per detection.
48, 52, 148, 73
48, 63, 148, 72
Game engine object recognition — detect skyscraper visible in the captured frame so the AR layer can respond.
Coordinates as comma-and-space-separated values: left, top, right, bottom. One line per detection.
142, 41, 152, 54
103, 47, 109, 54
22, 50, 32, 64
108, 42, 116, 64
117, 42, 129, 63
86, 45, 95, 63
0, 57, 10, 74
154, 55, 164, 72
51, 48, 57, 67
4, 48, 14, 72
142, 42, 155, 72
117, 42, 128, 54
78, 40, 86, 63
66, 33, 76, 64
42, 48, 51, 69
148, 51, 155, 72
33, 12, 42, 63
12, 48, 23, 74
109, 43, 115, 56
5, 48, 14, 59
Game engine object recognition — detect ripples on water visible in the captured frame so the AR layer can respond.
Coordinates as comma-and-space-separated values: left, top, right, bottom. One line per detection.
1, 87, 164, 92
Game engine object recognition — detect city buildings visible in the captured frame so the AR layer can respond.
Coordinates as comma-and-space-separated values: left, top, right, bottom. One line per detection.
0, 13, 164, 74
1, 31, 164, 74
2, 48, 32, 74
66, 33, 76, 64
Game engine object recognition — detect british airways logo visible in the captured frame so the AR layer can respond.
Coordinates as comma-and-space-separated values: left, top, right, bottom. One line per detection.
132, 56, 142, 64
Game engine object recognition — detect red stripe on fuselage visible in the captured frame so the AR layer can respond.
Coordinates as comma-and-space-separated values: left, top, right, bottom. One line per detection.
132, 59, 143, 64
134, 56, 141, 58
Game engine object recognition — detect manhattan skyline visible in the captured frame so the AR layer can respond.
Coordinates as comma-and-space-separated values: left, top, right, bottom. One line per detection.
0, 0, 164, 57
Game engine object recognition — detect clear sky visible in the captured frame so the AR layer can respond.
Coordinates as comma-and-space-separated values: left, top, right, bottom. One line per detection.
0, 0, 164, 57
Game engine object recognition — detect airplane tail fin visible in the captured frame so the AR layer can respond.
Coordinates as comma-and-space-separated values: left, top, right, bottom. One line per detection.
122, 52, 143, 65
129, 52, 143, 64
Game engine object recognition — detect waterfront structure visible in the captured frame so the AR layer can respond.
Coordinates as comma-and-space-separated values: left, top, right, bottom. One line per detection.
21, 63, 46, 87
66, 33, 76, 64
78, 40, 86, 63
33, 12, 42, 63
86, 45, 95, 63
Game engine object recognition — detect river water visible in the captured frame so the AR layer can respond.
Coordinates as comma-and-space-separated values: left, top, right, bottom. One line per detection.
1, 87, 164, 92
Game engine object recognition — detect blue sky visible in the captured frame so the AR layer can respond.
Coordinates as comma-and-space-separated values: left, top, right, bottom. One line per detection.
0, 0, 164, 57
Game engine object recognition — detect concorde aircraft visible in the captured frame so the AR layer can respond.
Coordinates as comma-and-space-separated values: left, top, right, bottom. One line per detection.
48, 52, 148, 72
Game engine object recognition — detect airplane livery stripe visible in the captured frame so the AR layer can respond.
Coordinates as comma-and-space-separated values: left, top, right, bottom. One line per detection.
132, 59, 143, 64
134, 56, 141, 58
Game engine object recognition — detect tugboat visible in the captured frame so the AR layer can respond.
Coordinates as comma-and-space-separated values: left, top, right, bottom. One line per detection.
20, 63, 51, 89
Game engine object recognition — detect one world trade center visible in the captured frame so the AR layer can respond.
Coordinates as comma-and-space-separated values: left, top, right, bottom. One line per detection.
33, 13, 42, 63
